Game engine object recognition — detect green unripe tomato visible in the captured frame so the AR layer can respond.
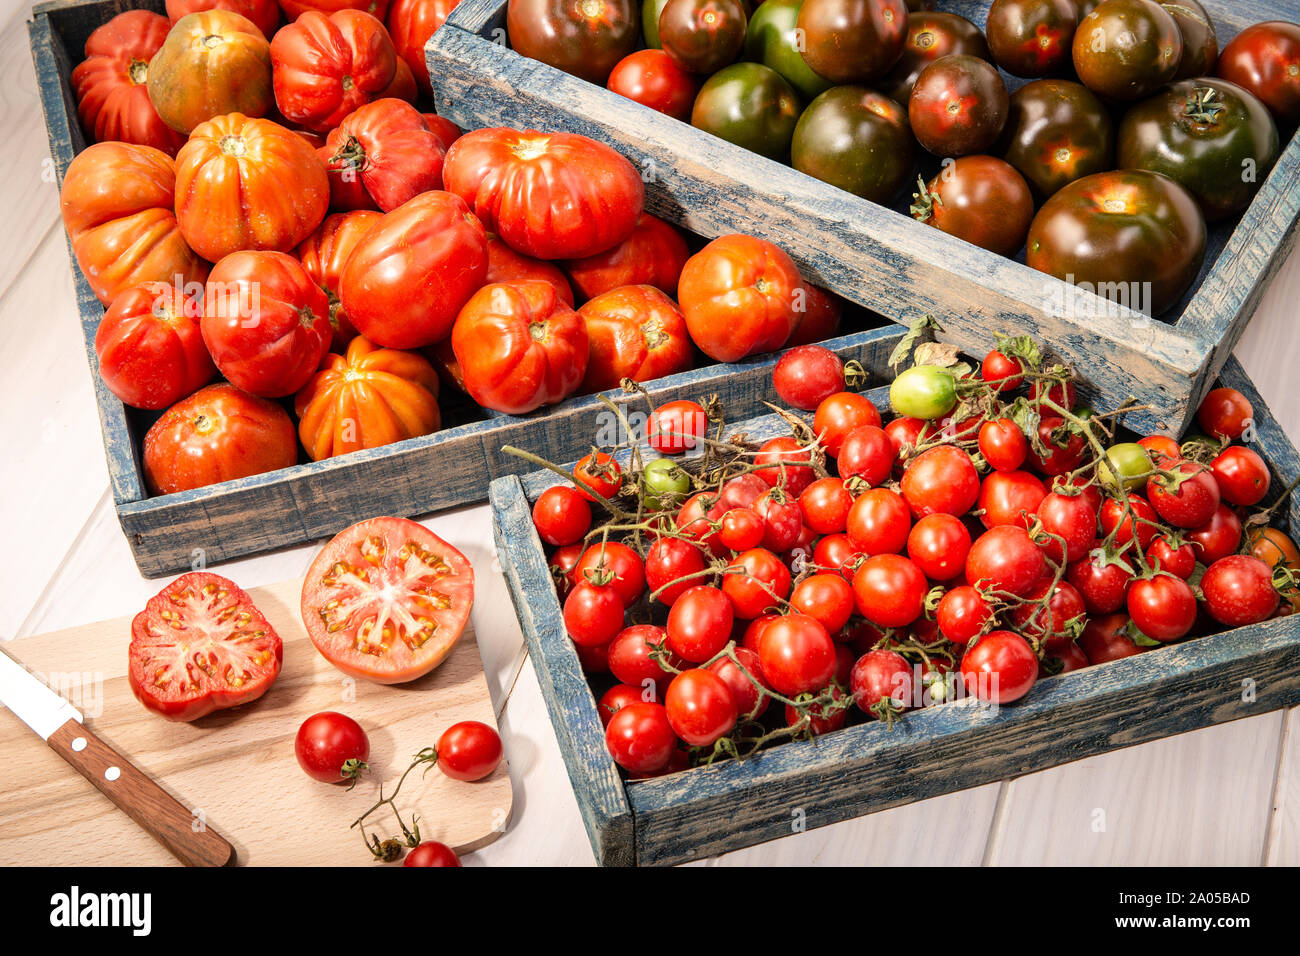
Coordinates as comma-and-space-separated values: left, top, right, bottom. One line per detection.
1099, 441, 1153, 491
890, 365, 958, 420
643, 458, 692, 510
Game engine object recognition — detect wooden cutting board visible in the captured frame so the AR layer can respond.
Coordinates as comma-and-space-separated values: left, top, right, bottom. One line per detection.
0, 578, 512, 866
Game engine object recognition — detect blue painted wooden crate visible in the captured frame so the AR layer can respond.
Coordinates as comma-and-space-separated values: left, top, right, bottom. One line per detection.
27, 0, 900, 578
488, 356, 1300, 866
430, 0, 1300, 437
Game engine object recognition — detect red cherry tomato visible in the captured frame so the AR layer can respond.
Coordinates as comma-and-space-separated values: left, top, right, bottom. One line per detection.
1211, 445, 1271, 506
647, 400, 708, 454
1067, 554, 1133, 615
979, 470, 1047, 529
789, 573, 856, 634
1187, 503, 1243, 565
666, 585, 734, 662
799, 477, 855, 534
404, 841, 462, 866
837, 425, 895, 486
436, 720, 503, 782
907, 513, 972, 582
1127, 574, 1197, 642
708, 646, 769, 719
979, 417, 1028, 472
756, 613, 837, 695
981, 349, 1025, 391
574, 541, 645, 606
718, 508, 765, 552
901, 445, 980, 518
773, 345, 847, 410
295, 711, 370, 784
754, 436, 816, 495
605, 701, 678, 772
1079, 613, 1143, 664
966, 525, 1048, 597
665, 668, 738, 746
850, 649, 914, 717
814, 392, 882, 457
532, 485, 592, 546
645, 536, 708, 605
961, 630, 1038, 703
721, 548, 793, 620
936, 584, 994, 644
852, 554, 928, 628
846, 487, 912, 554
563, 581, 625, 646
573, 451, 624, 503
1196, 387, 1254, 441
1035, 490, 1098, 565
1200, 555, 1279, 627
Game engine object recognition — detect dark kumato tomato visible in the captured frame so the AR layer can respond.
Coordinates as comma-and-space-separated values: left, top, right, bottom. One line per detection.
792, 86, 914, 202
1162, 0, 1217, 79
507, 0, 639, 85
985, 0, 1078, 78
997, 78, 1114, 201
911, 156, 1034, 257
659, 0, 748, 75
744, 0, 834, 102
691, 63, 801, 160
798, 0, 909, 84
1118, 78, 1279, 221
1027, 169, 1206, 317
1071, 0, 1182, 101
880, 10, 989, 103
908, 54, 1009, 156
1217, 21, 1300, 126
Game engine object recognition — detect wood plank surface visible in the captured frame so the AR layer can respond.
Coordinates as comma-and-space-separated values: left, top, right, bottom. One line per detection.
0, 577, 512, 866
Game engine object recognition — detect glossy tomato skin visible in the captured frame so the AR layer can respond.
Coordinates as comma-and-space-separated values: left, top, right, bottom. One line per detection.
95, 281, 215, 410
900, 445, 980, 518
792, 86, 915, 203
1211, 445, 1271, 506
324, 99, 447, 212
908, 54, 1009, 156
798, 0, 908, 84
508, 0, 639, 85
665, 668, 739, 746
270, 10, 397, 132
980, 417, 1029, 472
609, 624, 677, 691
71, 11, 185, 155
1037, 490, 1099, 564
1118, 78, 1279, 221
1201, 555, 1279, 627
452, 281, 588, 414
1026, 169, 1207, 317
294, 336, 442, 459
1127, 573, 1196, 641
966, 524, 1048, 597
691, 63, 802, 161
667, 586, 735, 662
201, 251, 331, 398
961, 630, 1037, 703
564, 214, 690, 300
129, 572, 283, 720
978, 470, 1047, 529
1165, 0, 1217, 79
997, 78, 1114, 201
678, 234, 800, 362
755, 437, 816, 494
295, 209, 384, 351
745, 0, 835, 101
575, 541, 645, 605
852, 554, 927, 627
605, 702, 677, 773
607, 49, 701, 121
1146, 459, 1220, 528
1071, 0, 1182, 101
147, 10, 273, 134
302, 517, 474, 683
340, 190, 488, 349
646, 536, 709, 605
1196, 387, 1253, 440
880, 10, 989, 103
60, 142, 209, 307
847, 487, 911, 554
936, 584, 994, 644
142, 384, 297, 494
576, 285, 693, 392
838, 426, 895, 485
387, 0, 462, 98
175, 113, 330, 262
789, 284, 843, 345
484, 234, 575, 307
295, 712, 370, 783
659, 0, 747, 74
647, 400, 708, 454
757, 613, 837, 695
814, 392, 883, 456
907, 512, 971, 581
986, 0, 1078, 77
532, 485, 591, 545
281, 0, 393, 19
912, 156, 1034, 257
443, 128, 644, 260
404, 841, 462, 866
167, 0, 281, 36
1217, 21, 1300, 126
436, 720, 504, 781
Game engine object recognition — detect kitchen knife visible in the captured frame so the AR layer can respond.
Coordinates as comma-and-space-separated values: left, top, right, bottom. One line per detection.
0, 649, 234, 866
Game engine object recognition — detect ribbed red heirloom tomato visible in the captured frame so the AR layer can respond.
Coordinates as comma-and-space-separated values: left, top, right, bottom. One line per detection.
142, 383, 298, 495
60, 142, 209, 307
166, 0, 280, 36
324, 98, 446, 211
677, 234, 800, 362
577, 285, 694, 393
443, 128, 645, 259
71, 10, 185, 155
270, 10, 397, 133
487, 234, 575, 305
202, 250, 332, 397
130, 572, 283, 721
387, 0, 462, 97
294, 209, 383, 351
451, 281, 589, 414
96, 281, 215, 410
174, 113, 330, 262
339, 190, 489, 349
563, 213, 691, 300
301, 516, 475, 685
607, 48, 701, 121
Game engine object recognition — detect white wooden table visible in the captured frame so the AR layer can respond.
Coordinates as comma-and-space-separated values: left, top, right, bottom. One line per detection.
3, 0, 1297, 866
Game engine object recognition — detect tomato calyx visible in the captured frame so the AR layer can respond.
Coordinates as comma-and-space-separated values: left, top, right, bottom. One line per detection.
909, 174, 943, 223
330, 135, 368, 172
340, 757, 369, 791
1184, 86, 1226, 125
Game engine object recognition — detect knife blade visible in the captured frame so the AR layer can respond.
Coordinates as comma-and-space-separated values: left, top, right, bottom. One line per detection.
0, 648, 234, 867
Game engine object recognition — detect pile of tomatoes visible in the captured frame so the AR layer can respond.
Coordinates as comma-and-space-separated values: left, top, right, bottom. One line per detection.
510, 0, 1299, 316
64, 0, 853, 498
530, 334, 1298, 777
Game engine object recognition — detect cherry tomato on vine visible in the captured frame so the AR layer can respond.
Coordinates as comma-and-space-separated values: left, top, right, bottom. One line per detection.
295, 712, 370, 785
790, 573, 855, 634
605, 701, 678, 773
800, 477, 855, 534
813, 391, 882, 456
852, 554, 928, 628
850, 649, 913, 718
1187, 503, 1242, 565
754, 436, 816, 495
936, 584, 994, 644
667, 585, 735, 662
404, 842, 462, 867
563, 580, 625, 647
573, 451, 624, 502
665, 668, 738, 746
907, 513, 972, 582
646, 536, 709, 605
708, 646, 769, 719
722, 548, 793, 620
846, 487, 912, 555
756, 613, 837, 696
1200, 555, 1279, 627
960, 630, 1038, 703
1211, 445, 1270, 506
648, 400, 708, 454
966, 525, 1048, 597
901, 445, 980, 519
1127, 574, 1197, 642
532, 485, 592, 546
837, 425, 895, 486
1067, 553, 1133, 615
1079, 613, 1142, 664
575, 541, 645, 606
773, 345, 847, 410
980, 418, 1028, 472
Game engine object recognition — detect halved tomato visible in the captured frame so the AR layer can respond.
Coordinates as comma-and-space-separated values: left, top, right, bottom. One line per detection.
301, 517, 475, 684
129, 572, 284, 721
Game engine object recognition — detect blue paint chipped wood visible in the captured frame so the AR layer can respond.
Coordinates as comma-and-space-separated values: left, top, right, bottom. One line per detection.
489, 357, 1300, 866
30, 0, 905, 577
430, 0, 1300, 437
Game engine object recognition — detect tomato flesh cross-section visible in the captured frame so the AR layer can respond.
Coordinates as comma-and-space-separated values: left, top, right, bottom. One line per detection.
128, 572, 284, 721
302, 517, 475, 684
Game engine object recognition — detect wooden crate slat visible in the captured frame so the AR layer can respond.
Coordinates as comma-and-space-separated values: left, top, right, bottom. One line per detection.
489, 475, 634, 865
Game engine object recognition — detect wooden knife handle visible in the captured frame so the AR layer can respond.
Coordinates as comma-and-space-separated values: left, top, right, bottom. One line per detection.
47, 719, 234, 867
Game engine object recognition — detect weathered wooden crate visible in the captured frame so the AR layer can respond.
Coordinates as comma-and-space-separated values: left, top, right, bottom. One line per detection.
488, 356, 1300, 866
28, 0, 900, 578
430, 0, 1300, 437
